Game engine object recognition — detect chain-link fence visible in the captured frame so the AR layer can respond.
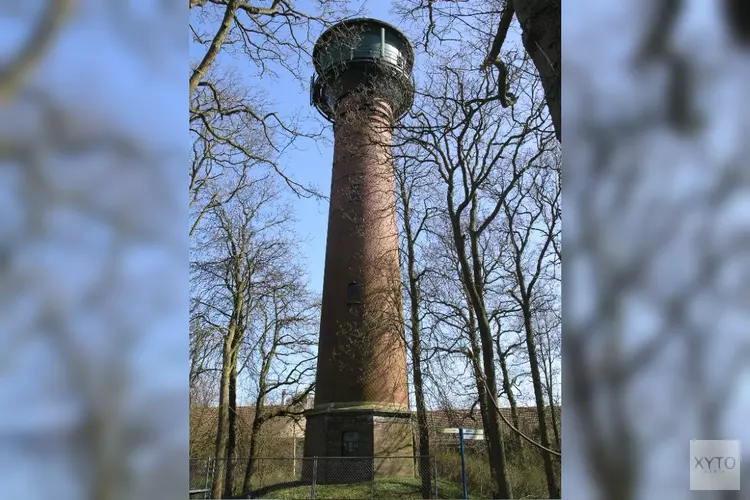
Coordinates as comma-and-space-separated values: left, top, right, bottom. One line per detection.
191, 444, 559, 499
422, 405, 562, 499
190, 407, 561, 498
190, 456, 442, 499
190, 457, 215, 498
431, 421, 562, 498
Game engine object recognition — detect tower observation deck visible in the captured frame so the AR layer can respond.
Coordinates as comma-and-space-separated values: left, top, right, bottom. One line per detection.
311, 18, 415, 122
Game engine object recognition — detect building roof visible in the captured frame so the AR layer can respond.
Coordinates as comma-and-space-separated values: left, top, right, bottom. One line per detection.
190, 405, 306, 438
190, 404, 558, 436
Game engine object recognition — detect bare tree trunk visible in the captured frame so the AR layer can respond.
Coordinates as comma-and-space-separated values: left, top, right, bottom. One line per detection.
242, 391, 266, 496
520, 305, 559, 497
478, 331, 511, 498
504, 179, 561, 496
465, 306, 497, 483
189, 0, 238, 94
409, 266, 432, 499
548, 398, 560, 449
542, 352, 560, 448
536, 322, 560, 446
482, 0, 561, 141
473, 315, 511, 498
211, 284, 245, 498
242, 318, 278, 497
400, 179, 432, 499
189, 325, 203, 405
452, 230, 512, 498
211, 333, 233, 498
451, 199, 513, 499
497, 351, 521, 451
223, 362, 238, 498
513, 0, 560, 141
225, 294, 251, 498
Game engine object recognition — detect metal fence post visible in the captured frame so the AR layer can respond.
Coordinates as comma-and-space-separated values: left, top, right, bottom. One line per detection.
311, 456, 318, 500
205, 457, 214, 499
459, 428, 468, 500
433, 455, 438, 499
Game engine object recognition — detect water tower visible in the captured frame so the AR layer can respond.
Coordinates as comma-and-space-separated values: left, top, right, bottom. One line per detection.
302, 18, 415, 480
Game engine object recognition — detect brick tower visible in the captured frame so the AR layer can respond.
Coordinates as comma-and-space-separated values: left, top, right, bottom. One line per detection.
303, 18, 415, 481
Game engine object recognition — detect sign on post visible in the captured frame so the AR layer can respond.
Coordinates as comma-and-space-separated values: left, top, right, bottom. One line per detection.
439, 428, 485, 499
440, 428, 486, 439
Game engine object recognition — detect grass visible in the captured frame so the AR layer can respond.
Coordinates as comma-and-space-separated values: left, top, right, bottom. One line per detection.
253, 476, 468, 499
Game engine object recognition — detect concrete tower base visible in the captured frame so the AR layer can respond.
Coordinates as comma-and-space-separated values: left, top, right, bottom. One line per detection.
302, 405, 414, 483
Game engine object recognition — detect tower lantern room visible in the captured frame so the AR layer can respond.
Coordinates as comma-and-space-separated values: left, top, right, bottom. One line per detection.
311, 18, 415, 122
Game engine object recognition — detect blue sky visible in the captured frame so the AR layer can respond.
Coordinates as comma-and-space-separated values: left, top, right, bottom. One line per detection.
189, 1, 397, 296
271, 0, 401, 295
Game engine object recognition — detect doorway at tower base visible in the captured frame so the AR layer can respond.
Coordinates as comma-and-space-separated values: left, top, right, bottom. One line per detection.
302, 406, 415, 484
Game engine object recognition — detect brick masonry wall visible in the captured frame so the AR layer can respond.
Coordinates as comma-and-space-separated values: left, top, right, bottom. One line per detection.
313, 92, 409, 408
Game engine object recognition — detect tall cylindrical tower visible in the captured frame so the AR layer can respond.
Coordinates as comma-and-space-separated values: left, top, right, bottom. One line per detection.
303, 18, 415, 479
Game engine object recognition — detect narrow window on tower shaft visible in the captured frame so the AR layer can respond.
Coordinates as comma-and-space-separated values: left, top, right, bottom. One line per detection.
349, 182, 362, 202
347, 282, 362, 303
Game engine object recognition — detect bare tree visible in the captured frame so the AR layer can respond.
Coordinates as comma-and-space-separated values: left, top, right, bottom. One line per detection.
398, 50, 551, 497
394, 0, 560, 142
491, 315, 524, 442
191, 175, 298, 498
482, 1, 560, 141
240, 279, 318, 497
534, 307, 561, 448
189, 0, 355, 91
502, 156, 561, 497
394, 142, 439, 498
190, 317, 222, 407
189, 0, 361, 206
190, 75, 265, 236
